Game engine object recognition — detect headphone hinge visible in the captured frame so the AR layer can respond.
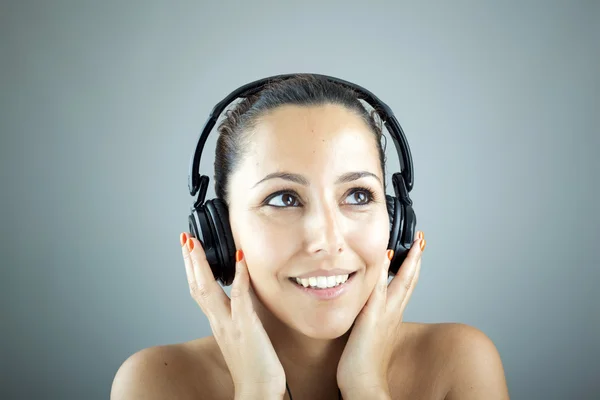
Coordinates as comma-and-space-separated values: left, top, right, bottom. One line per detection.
392, 172, 412, 206
192, 175, 210, 210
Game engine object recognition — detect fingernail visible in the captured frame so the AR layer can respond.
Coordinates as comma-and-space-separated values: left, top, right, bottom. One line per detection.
187, 238, 194, 252
420, 239, 426, 252
418, 231, 424, 240
235, 249, 244, 262
180, 232, 187, 247
387, 249, 394, 261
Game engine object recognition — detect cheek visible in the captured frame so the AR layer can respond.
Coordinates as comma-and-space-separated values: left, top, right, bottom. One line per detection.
346, 209, 390, 266
230, 212, 297, 278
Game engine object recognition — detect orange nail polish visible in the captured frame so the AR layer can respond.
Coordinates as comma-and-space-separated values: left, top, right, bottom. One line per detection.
180, 233, 187, 246
187, 238, 194, 252
420, 239, 426, 252
235, 250, 244, 262
418, 231, 424, 240
387, 249, 394, 261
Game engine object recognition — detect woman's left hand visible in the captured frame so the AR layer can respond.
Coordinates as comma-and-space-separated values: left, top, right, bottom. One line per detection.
336, 231, 426, 395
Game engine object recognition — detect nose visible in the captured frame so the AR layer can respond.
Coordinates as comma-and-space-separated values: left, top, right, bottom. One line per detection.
304, 201, 345, 256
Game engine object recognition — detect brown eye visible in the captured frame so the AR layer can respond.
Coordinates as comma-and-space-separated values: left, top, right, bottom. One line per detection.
345, 189, 374, 205
266, 192, 301, 208
355, 192, 367, 203
282, 194, 296, 206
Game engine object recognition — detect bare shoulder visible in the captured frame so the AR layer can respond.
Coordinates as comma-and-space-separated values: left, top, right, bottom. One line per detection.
110, 337, 227, 400
435, 323, 509, 399
395, 322, 509, 400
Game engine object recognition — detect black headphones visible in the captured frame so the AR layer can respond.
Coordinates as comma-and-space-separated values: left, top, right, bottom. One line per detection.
187, 73, 417, 286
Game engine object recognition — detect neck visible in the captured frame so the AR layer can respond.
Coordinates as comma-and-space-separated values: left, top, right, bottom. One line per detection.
251, 288, 350, 400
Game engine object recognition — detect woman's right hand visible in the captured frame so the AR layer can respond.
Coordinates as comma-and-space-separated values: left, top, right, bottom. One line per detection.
180, 232, 286, 399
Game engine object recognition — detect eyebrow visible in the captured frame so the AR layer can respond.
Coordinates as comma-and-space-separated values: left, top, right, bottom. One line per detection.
252, 171, 382, 188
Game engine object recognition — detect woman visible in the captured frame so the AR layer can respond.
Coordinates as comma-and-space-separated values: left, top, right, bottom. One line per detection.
111, 74, 509, 399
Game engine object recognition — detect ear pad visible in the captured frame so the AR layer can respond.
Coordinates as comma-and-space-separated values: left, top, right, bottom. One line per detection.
400, 202, 417, 254
188, 206, 221, 280
205, 199, 236, 286
386, 194, 417, 276
386, 195, 402, 275
386, 195, 399, 247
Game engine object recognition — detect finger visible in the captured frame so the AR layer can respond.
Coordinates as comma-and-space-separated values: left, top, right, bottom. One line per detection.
230, 250, 255, 321
402, 256, 421, 306
413, 230, 421, 242
181, 233, 196, 287
378, 252, 393, 314
386, 237, 423, 312
180, 232, 204, 287
182, 235, 230, 322
360, 250, 392, 321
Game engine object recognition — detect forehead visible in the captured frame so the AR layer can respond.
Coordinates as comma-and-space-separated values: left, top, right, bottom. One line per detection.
242, 104, 381, 178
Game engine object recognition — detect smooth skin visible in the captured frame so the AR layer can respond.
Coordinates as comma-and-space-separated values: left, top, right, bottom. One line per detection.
111, 104, 509, 399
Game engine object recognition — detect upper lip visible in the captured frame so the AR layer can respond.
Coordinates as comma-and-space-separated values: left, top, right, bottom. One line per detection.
291, 269, 356, 279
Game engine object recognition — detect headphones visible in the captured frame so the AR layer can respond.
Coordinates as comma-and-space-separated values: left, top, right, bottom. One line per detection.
187, 73, 417, 286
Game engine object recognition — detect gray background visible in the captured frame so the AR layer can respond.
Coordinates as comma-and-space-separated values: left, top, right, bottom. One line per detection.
1, 1, 598, 399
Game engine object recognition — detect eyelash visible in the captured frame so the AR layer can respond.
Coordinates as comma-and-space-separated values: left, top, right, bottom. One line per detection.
263, 186, 378, 208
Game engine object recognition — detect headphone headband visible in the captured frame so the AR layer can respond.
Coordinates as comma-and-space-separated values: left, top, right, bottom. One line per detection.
188, 73, 414, 204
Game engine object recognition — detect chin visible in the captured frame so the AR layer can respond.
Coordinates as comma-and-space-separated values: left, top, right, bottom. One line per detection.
286, 308, 359, 339
250, 273, 368, 339
299, 325, 352, 340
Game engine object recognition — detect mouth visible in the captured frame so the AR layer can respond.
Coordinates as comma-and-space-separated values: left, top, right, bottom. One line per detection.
288, 271, 358, 300
288, 271, 357, 288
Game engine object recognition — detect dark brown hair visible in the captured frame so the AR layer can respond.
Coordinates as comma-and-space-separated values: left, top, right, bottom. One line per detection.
214, 74, 387, 203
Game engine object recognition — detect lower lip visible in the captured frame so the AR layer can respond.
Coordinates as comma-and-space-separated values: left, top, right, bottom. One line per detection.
289, 272, 357, 300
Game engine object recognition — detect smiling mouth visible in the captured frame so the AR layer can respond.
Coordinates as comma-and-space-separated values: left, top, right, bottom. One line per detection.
288, 271, 358, 289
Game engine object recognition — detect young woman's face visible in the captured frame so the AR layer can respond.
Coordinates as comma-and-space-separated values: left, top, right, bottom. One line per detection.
227, 104, 390, 339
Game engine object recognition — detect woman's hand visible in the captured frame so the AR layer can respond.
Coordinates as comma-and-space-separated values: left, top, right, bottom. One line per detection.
180, 232, 286, 399
336, 231, 426, 395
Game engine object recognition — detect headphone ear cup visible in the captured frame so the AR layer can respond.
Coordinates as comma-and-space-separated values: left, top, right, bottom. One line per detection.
188, 206, 221, 281
388, 203, 418, 276
386, 194, 398, 246
386, 195, 404, 275
400, 202, 417, 252
205, 199, 236, 286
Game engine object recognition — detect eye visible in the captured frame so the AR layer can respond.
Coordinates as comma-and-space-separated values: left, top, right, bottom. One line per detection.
344, 188, 375, 205
265, 192, 301, 208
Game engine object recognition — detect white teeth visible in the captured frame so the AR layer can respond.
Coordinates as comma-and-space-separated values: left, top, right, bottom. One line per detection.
294, 274, 350, 289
